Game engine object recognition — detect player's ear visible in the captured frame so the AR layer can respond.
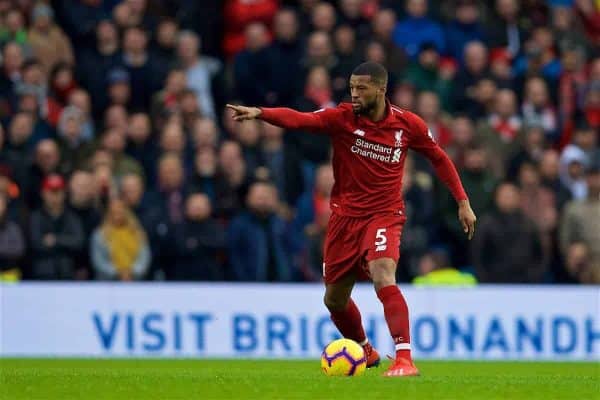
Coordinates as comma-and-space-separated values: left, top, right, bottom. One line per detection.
379, 84, 387, 95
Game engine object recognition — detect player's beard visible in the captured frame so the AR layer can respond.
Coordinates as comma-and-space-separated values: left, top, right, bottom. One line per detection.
353, 97, 377, 115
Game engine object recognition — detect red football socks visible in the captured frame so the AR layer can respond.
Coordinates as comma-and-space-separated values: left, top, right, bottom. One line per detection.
329, 298, 367, 344
376, 285, 412, 362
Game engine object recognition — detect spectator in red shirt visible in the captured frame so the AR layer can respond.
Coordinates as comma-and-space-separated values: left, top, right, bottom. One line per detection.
223, 0, 279, 60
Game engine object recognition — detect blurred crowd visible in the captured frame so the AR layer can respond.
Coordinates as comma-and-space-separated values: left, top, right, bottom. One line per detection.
0, 0, 598, 284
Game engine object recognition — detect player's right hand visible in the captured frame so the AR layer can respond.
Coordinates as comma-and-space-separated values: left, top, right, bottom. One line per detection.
226, 104, 262, 121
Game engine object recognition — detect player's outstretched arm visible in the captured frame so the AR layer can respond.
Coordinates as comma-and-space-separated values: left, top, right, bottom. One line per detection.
226, 103, 333, 133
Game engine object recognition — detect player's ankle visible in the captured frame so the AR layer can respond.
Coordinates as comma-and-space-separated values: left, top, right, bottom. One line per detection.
395, 348, 412, 363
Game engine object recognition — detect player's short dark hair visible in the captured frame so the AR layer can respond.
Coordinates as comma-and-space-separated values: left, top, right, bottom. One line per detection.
351, 62, 388, 86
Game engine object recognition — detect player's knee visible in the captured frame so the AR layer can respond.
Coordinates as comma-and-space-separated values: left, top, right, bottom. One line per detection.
369, 259, 396, 290
323, 294, 348, 312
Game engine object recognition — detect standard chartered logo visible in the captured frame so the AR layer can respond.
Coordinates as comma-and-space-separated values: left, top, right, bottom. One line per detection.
351, 138, 401, 163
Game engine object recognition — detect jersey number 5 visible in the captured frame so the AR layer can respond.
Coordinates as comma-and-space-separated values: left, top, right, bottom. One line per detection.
375, 228, 387, 252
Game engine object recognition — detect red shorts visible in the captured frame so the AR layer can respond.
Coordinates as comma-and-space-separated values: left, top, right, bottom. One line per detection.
322, 212, 406, 284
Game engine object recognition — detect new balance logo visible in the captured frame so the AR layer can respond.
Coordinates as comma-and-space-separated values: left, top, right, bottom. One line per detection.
376, 245, 387, 252
353, 129, 365, 137
392, 148, 401, 163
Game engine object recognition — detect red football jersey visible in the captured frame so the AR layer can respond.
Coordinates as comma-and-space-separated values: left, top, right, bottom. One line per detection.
260, 101, 467, 217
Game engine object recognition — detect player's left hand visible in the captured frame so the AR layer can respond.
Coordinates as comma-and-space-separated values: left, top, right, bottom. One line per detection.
458, 200, 476, 240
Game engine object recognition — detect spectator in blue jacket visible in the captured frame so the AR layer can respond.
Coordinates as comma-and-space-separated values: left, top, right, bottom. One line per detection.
393, 0, 445, 60
228, 181, 295, 282
445, 0, 487, 61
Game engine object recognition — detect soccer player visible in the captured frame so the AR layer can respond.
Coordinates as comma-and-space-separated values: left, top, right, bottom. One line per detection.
226, 62, 476, 377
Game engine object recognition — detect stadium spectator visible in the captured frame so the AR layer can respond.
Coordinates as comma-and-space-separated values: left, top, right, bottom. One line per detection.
27, 3, 74, 77
0, 164, 26, 228
539, 149, 572, 211
222, 0, 279, 60
54, 0, 107, 52
561, 241, 598, 284
0, 192, 25, 281
214, 140, 249, 220
479, 89, 523, 178
404, 42, 453, 111
514, 26, 562, 84
26, 139, 64, 209
159, 122, 188, 167
293, 163, 334, 253
119, 26, 161, 111
100, 128, 144, 179
438, 142, 497, 267
176, 30, 221, 120
560, 162, 600, 282
370, 8, 407, 76
445, 0, 486, 61
77, 19, 120, 117
311, 2, 337, 34
521, 76, 558, 141
260, 120, 303, 206
412, 248, 477, 286
125, 112, 157, 182
517, 161, 559, 271
338, 0, 371, 41
452, 41, 489, 113
231, 119, 262, 176
290, 66, 334, 167
506, 125, 546, 181
67, 88, 95, 141
68, 169, 100, 280
192, 118, 220, 150
106, 67, 132, 110
0, 42, 24, 118
56, 106, 88, 173
488, 0, 523, 57
559, 142, 589, 200
120, 173, 147, 218
0, 8, 28, 48
444, 114, 475, 168
91, 198, 150, 281
332, 25, 361, 101
234, 23, 275, 106
400, 155, 434, 280
393, 0, 445, 59
152, 18, 179, 80
147, 153, 187, 223
415, 91, 452, 148
29, 174, 84, 280
472, 182, 545, 283
228, 181, 295, 282
170, 193, 226, 280
0, 124, 25, 187
150, 68, 186, 130
301, 32, 338, 77
267, 8, 303, 107
189, 147, 218, 204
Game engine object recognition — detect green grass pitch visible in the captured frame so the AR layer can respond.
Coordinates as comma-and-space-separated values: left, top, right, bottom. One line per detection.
1, 359, 598, 399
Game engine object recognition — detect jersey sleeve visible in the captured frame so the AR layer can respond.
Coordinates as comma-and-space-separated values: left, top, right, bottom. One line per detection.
406, 112, 468, 202
259, 106, 342, 134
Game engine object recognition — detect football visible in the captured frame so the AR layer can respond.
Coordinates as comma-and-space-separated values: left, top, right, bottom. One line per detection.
320, 338, 367, 376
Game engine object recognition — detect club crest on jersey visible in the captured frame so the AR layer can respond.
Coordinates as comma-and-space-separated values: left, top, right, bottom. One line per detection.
394, 130, 403, 147
353, 129, 366, 137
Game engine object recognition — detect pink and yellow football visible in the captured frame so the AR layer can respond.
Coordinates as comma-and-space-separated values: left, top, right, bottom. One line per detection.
321, 338, 367, 376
